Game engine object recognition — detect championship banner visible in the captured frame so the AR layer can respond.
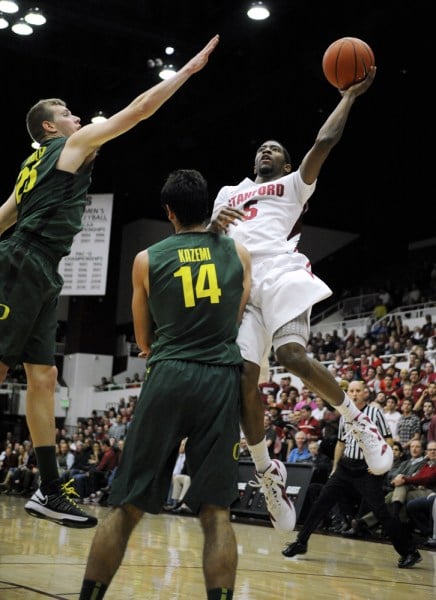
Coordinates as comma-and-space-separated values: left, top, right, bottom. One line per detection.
59, 194, 113, 296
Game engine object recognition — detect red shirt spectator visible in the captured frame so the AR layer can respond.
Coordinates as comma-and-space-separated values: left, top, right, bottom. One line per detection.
421, 361, 436, 386
297, 405, 321, 441
409, 368, 428, 403
258, 370, 280, 404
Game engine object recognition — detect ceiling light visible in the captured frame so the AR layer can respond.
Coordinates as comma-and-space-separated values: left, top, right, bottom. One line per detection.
159, 64, 176, 80
247, 1, 270, 20
24, 7, 46, 26
0, 1, 19, 14
12, 17, 33, 35
91, 111, 107, 124
165, 46, 175, 56
0, 12, 9, 28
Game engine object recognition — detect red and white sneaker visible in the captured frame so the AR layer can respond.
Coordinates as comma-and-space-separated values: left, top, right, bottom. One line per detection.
345, 414, 393, 475
250, 459, 296, 534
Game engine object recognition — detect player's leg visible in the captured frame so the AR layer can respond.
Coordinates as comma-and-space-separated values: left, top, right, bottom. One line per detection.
237, 306, 272, 464
274, 313, 393, 475
80, 504, 143, 599
199, 504, 237, 599
237, 310, 296, 534
25, 363, 58, 449
23, 362, 97, 527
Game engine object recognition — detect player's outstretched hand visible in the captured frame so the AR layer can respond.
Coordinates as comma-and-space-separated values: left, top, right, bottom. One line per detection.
184, 35, 220, 75
340, 65, 376, 98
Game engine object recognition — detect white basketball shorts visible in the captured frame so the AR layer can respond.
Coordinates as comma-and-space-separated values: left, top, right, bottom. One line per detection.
236, 252, 332, 366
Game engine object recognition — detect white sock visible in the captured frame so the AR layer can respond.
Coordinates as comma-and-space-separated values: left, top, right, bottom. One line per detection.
335, 392, 361, 422
247, 438, 271, 474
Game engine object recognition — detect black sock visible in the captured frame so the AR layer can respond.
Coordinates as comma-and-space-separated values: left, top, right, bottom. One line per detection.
207, 588, 233, 600
34, 446, 59, 488
79, 579, 108, 599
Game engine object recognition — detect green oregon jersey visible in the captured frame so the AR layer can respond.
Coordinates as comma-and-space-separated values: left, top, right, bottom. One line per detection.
147, 232, 244, 366
13, 137, 94, 261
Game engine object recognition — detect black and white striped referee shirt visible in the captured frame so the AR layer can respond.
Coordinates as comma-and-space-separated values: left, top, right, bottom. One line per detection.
338, 404, 392, 461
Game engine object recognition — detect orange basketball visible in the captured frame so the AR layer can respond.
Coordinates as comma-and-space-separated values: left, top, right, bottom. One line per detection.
322, 37, 375, 90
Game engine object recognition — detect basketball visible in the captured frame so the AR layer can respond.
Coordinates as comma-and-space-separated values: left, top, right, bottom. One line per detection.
322, 37, 375, 90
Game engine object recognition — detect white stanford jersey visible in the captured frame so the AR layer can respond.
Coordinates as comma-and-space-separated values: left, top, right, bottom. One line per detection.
211, 170, 315, 259
213, 169, 332, 365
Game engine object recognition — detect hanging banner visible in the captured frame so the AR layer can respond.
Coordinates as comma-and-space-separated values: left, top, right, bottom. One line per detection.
59, 194, 113, 296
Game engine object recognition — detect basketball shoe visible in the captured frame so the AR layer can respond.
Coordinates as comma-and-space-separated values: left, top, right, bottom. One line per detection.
345, 414, 393, 475
250, 459, 296, 534
24, 478, 98, 528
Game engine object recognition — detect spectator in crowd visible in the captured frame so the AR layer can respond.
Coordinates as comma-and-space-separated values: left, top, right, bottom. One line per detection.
396, 398, 421, 452
108, 414, 127, 442
264, 392, 277, 409
363, 365, 377, 392
327, 364, 342, 384
372, 391, 387, 409
0, 445, 19, 493
379, 374, 398, 397
287, 431, 311, 464
258, 370, 280, 404
420, 315, 435, 340
269, 404, 286, 430
382, 442, 406, 492
409, 368, 428, 403
383, 395, 402, 440
420, 360, 436, 385
294, 386, 317, 411
275, 376, 299, 402
56, 439, 75, 480
164, 438, 188, 509
263, 413, 278, 459
164, 438, 191, 513
406, 492, 436, 548
397, 367, 411, 392
417, 399, 435, 444
95, 377, 109, 391
73, 439, 118, 501
297, 404, 322, 441
303, 440, 332, 484
87, 439, 118, 497
428, 413, 436, 442
64, 439, 93, 482
395, 381, 415, 410
276, 391, 296, 419
12, 441, 39, 497
311, 396, 328, 422
352, 439, 426, 531
318, 404, 341, 460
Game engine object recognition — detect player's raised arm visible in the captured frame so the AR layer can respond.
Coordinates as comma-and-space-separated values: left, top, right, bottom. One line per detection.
58, 35, 220, 171
299, 66, 376, 186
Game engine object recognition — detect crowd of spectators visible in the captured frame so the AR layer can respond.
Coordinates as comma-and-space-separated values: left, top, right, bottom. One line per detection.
0, 396, 137, 503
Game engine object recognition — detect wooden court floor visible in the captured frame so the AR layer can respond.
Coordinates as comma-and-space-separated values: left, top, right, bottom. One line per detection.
0, 495, 435, 599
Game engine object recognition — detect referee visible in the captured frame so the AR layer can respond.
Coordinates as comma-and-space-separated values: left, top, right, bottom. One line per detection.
282, 379, 422, 569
